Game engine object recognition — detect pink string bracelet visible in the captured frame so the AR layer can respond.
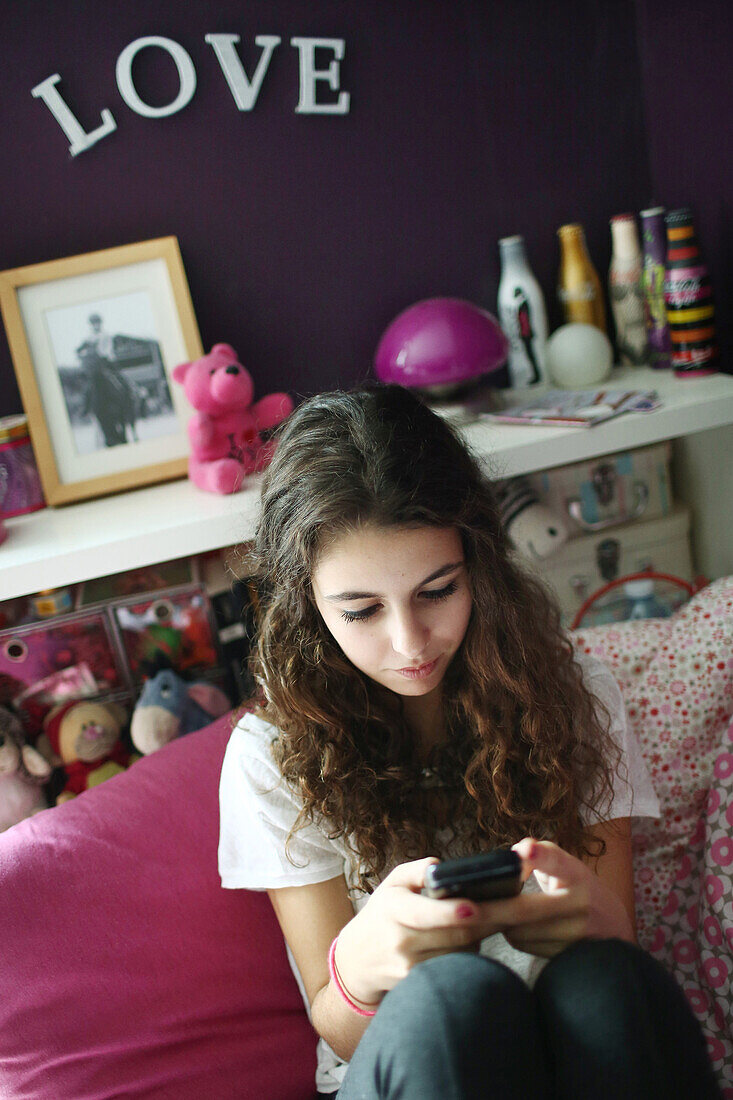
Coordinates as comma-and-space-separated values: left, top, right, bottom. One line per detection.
328, 935, 379, 1018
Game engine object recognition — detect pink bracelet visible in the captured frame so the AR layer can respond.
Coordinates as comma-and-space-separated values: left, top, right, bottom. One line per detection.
328, 936, 379, 1018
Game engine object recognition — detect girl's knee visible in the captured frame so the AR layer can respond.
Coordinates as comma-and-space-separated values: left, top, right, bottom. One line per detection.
344, 954, 549, 1099
383, 951, 533, 1031
533, 939, 719, 1097
541, 937, 660, 980
536, 937, 686, 1013
408, 950, 527, 993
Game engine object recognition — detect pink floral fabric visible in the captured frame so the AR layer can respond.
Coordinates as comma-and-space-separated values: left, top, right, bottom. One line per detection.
571, 575, 733, 1090
646, 731, 733, 1093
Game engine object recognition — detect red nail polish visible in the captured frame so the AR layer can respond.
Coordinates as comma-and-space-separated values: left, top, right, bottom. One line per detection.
456, 904, 475, 919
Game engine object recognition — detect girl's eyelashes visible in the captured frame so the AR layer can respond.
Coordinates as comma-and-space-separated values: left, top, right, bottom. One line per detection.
338, 579, 460, 623
340, 604, 379, 623
421, 579, 459, 602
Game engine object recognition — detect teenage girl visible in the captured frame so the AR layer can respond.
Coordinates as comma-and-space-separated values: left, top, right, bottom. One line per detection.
219, 385, 719, 1098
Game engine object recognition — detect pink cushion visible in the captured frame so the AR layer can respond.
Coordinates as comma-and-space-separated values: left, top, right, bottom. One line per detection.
0, 716, 317, 1100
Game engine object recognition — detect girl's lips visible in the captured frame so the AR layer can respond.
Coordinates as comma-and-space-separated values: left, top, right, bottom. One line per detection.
395, 658, 439, 680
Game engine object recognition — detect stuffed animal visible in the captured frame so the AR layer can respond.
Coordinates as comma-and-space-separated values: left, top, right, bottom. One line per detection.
37, 699, 133, 804
172, 343, 293, 494
0, 706, 51, 831
130, 669, 231, 755
496, 477, 569, 560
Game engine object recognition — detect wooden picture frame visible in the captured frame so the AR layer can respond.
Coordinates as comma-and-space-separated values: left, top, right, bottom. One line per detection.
0, 237, 203, 505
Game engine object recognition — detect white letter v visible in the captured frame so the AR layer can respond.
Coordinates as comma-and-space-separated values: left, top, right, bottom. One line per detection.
205, 34, 281, 111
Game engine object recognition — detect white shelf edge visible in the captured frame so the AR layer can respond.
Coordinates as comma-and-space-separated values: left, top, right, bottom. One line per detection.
2, 368, 733, 600
463, 367, 733, 476
1, 476, 262, 600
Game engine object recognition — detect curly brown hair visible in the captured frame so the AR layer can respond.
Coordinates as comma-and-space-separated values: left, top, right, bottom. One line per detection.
248, 385, 618, 892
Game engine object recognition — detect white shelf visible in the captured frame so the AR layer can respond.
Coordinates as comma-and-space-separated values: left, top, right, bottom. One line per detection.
2, 367, 733, 600
462, 366, 733, 478
0, 477, 262, 600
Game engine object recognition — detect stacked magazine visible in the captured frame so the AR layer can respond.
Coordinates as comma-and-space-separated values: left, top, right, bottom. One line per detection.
481, 388, 661, 428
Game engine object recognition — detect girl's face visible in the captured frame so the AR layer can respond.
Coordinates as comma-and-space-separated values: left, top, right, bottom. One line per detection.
311, 524, 472, 702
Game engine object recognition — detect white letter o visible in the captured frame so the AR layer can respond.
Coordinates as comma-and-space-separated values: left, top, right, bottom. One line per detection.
116, 36, 196, 118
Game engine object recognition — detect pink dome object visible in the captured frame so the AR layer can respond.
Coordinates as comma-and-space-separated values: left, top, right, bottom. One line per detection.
374, 298, 508, 389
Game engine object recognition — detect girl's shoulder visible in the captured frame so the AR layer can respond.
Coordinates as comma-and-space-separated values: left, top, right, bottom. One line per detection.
571, 647, 624, 711
232, 705, 280, 738
229, 706, 281, 755
219, 707, 347, 891
571, 646, 616, 681
570, 642, 660, 821
220, 707, 286, 797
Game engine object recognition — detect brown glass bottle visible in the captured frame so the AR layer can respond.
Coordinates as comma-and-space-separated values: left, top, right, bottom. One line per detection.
557, 223, 607, 332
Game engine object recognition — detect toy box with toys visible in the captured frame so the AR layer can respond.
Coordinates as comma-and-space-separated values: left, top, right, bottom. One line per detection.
0, 610, 127, 737
111, 585, 221, 688
0, 551, 252, 828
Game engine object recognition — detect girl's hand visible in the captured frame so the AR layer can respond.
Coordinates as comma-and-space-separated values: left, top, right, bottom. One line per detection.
333, 856, 503, 1006
499, 837, 635, 958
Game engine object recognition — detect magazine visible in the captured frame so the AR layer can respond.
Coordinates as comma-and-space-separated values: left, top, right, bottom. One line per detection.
481, 388, 661, 428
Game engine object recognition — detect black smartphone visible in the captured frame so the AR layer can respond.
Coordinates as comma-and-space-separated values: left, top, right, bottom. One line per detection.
423, 850, 522, 901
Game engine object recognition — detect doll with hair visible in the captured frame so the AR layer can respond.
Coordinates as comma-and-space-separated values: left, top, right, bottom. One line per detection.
0, 706, 51, 831
219, 385, 719, 1098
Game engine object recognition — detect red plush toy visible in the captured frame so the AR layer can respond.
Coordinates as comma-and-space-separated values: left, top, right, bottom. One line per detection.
39, 699, 134, 804
172, 343, 293, 494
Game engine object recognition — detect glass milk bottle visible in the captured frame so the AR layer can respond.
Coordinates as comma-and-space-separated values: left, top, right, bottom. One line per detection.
497, 235, 549, 387
557, 223, 606, 332
608, 213, 648, 366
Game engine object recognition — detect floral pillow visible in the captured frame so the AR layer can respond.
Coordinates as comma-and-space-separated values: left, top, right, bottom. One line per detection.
647, 722, 733, 1090
571, 575, 733, 945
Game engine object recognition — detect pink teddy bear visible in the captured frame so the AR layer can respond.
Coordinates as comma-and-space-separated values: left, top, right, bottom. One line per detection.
173, 344, 293, 494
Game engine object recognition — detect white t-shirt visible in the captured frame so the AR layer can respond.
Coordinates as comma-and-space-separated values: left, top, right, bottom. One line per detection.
218, 652, 659, 1093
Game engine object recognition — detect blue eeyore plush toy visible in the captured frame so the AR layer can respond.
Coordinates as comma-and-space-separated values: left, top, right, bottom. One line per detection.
130, 669, 231, 755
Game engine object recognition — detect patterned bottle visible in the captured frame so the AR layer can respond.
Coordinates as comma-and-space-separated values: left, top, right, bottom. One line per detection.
640, 207, 672, 369
557, 223, 606, 332
664, 207, 718, 376
608, 214, 648, 366
497, 235, 549, 387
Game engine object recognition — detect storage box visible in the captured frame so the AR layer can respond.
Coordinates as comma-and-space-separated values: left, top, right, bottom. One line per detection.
110, 584, 221, 687
0, 611, 127, 733
200, 549, 258, 700
528, 442, 673, 537
533, 505, 693, 624
77, 557, 198, 607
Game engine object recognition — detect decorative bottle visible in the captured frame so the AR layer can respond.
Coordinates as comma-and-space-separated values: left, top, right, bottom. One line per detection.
664, 207, 718, 376
497, 235, 549, 387
623, 578, 671, 621
608, 214, 648, 366
640, 206, 672, 369
557, 223, 606, 332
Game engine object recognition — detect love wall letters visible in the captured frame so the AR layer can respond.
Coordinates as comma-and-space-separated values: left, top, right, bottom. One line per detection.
32, 34, 352, 157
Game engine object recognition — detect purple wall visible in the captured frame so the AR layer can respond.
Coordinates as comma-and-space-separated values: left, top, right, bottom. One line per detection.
0, 1, 728, 418
634, 0, 732, 367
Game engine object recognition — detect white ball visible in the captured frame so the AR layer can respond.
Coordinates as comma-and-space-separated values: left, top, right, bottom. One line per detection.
545, 323, 613, 388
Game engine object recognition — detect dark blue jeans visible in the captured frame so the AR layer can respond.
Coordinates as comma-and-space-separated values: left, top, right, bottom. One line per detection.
334, 939, 720, 1099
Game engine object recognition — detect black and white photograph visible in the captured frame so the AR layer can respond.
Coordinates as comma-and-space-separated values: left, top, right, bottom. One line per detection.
0, 237, 202, 504
45, 292, 177, 455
